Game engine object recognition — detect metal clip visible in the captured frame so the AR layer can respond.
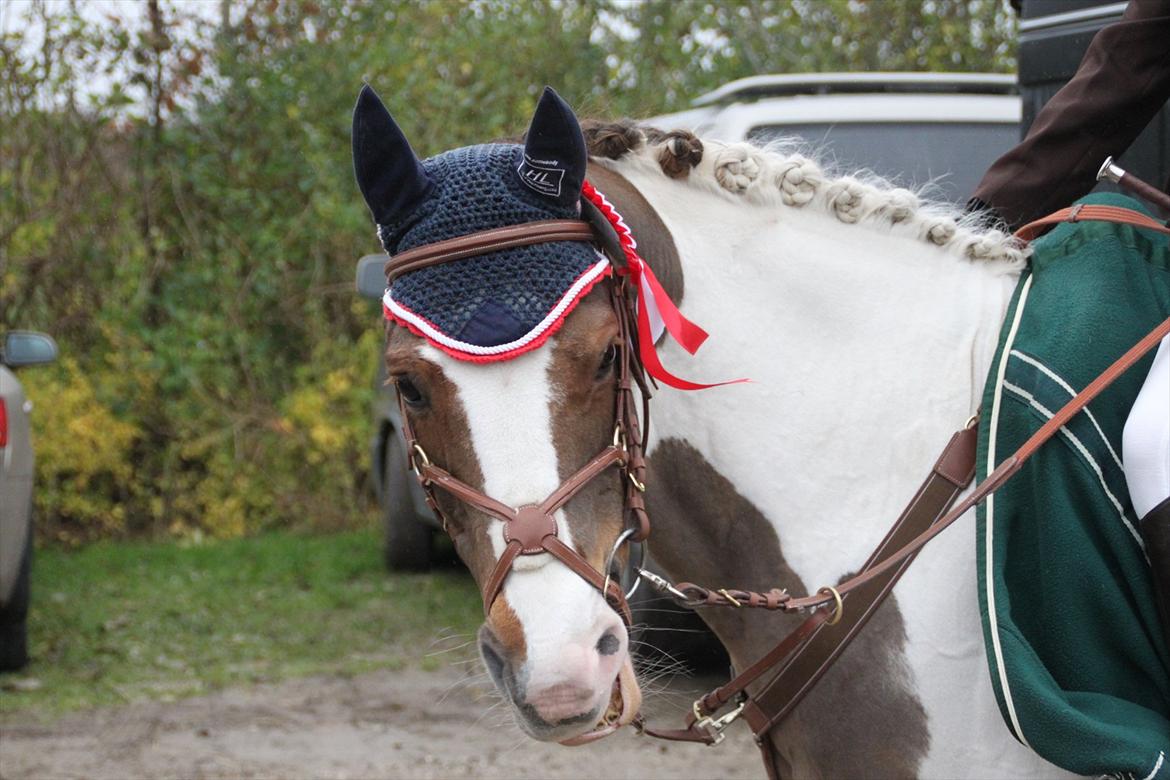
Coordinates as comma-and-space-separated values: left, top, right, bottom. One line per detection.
637, 568, 691, 603
692, 698, 746, 746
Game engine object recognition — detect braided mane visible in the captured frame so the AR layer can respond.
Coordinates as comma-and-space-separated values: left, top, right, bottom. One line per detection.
582, 120, 1028, 270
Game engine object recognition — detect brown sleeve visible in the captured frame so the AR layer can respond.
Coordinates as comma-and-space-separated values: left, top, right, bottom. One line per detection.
972, 0, 1170, 230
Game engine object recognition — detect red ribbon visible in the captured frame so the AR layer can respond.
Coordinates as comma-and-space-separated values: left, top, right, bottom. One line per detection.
582, 181, 745, 390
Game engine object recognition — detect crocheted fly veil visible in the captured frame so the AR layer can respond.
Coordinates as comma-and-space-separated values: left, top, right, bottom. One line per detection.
353, 86, 609, 361
354, 85, 741, 389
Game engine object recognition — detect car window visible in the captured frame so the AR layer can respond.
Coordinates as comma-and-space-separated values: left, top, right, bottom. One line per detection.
748, 122, 1020, 204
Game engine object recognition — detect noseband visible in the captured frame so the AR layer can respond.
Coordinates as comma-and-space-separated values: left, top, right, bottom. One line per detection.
389, 215, 652, 625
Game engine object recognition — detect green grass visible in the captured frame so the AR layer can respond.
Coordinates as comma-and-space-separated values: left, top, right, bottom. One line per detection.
0, 530, 481, 719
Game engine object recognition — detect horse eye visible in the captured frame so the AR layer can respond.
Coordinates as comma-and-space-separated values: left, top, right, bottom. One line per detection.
597, 343, 618, 378
395, 376, 426, 408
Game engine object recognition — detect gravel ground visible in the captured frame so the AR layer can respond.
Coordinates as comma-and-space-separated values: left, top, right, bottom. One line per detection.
0, 665, 763, 779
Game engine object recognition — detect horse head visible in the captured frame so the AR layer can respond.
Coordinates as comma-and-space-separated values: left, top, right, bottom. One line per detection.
353, 85, 642, 742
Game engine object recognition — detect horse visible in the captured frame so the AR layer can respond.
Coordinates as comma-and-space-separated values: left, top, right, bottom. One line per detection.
351, 85, 1096, 778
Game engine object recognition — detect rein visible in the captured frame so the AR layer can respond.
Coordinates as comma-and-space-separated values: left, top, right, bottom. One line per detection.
386, 177, 1170, 765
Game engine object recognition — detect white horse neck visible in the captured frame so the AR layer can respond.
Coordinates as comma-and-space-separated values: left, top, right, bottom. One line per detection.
610, 151, 1019, 585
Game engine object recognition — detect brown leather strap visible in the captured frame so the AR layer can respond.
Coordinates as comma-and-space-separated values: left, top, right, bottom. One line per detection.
419, 463, 517, 523
540, 446, 627, 515
782, 313, 1170, 613
693, 426, 976, 717
482, 542, 523, 614
543, 536, 633, 624
636, 425, 977, 750
741, 425, 977, 737
636, 608, 833, 746
412, 444, 632, 620
1014, 204, 1170, 242
384, 219, 595, 283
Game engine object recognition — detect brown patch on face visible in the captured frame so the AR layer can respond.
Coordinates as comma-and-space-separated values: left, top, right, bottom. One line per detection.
384, 324, 497, 590
487, 594, 527, 664
645, 438, 928, 778
586, 162, 684, 306
546, 285, 625, 572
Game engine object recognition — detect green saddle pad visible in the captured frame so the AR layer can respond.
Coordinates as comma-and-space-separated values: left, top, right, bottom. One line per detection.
977, 193, 1170, 778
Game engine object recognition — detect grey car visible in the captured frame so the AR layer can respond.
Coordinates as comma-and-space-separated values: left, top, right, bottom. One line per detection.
1, 331, 58, 671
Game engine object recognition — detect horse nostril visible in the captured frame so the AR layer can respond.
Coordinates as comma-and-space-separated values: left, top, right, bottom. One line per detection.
596, 631, 620, 656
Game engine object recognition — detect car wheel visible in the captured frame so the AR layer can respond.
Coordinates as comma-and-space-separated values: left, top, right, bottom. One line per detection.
382, 436, 433, 572
0, 520, 31, 672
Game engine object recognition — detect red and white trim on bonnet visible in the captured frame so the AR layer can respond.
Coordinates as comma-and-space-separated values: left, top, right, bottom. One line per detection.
383, 254, 612, 363
580, 181, 745, 390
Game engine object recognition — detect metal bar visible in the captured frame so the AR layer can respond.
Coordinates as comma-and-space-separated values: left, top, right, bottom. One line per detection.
1097, 156, 1170, 215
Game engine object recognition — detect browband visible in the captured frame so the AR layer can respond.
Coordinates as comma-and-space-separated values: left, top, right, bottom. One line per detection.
384, 219, 596, 283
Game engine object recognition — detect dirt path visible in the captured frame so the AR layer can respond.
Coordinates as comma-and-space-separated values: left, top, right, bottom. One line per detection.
0, 666, 763, 779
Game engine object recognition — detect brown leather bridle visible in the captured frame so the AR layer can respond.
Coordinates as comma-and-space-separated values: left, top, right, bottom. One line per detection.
389, 217, 653, 626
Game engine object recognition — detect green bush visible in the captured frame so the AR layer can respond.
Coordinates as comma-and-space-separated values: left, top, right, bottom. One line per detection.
1, 0, 1014, 544
21, 358, 142, 543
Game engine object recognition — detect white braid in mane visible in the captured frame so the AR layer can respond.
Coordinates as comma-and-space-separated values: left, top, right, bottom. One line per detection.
600, 131, 1029, 271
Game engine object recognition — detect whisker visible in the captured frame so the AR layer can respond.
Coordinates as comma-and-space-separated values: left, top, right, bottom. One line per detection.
631, 626, 712, 634
424, 638, 478, 657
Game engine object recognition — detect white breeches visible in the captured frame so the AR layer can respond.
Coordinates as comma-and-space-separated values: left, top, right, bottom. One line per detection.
1124, 334, 1170, 520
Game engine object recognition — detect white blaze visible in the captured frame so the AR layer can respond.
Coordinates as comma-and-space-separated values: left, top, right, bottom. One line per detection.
420, 345, 621, 694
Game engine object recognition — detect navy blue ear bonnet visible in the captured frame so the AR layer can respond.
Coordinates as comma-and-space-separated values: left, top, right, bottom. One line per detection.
379, 144, 606, 355
354, 86, 610, 361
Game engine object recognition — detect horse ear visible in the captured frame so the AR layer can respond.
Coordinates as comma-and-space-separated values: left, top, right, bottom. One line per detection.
518, 87, 587, 207
352, 84, 433, 226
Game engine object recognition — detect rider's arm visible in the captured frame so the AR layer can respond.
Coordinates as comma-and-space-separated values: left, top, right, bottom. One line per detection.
970, 0, 1170, 230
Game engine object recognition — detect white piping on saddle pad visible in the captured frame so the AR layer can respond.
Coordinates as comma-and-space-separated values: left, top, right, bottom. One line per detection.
1002, 379, 1144, 552
984, 273, 1033, 748
1123, 335, 1170, 520
1010, 349, 1123, 470
1141, 750, 1166, 780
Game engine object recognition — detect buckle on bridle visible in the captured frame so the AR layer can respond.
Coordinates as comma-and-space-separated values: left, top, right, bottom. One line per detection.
636, 568, 691, 603
692, 697, 746, 745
